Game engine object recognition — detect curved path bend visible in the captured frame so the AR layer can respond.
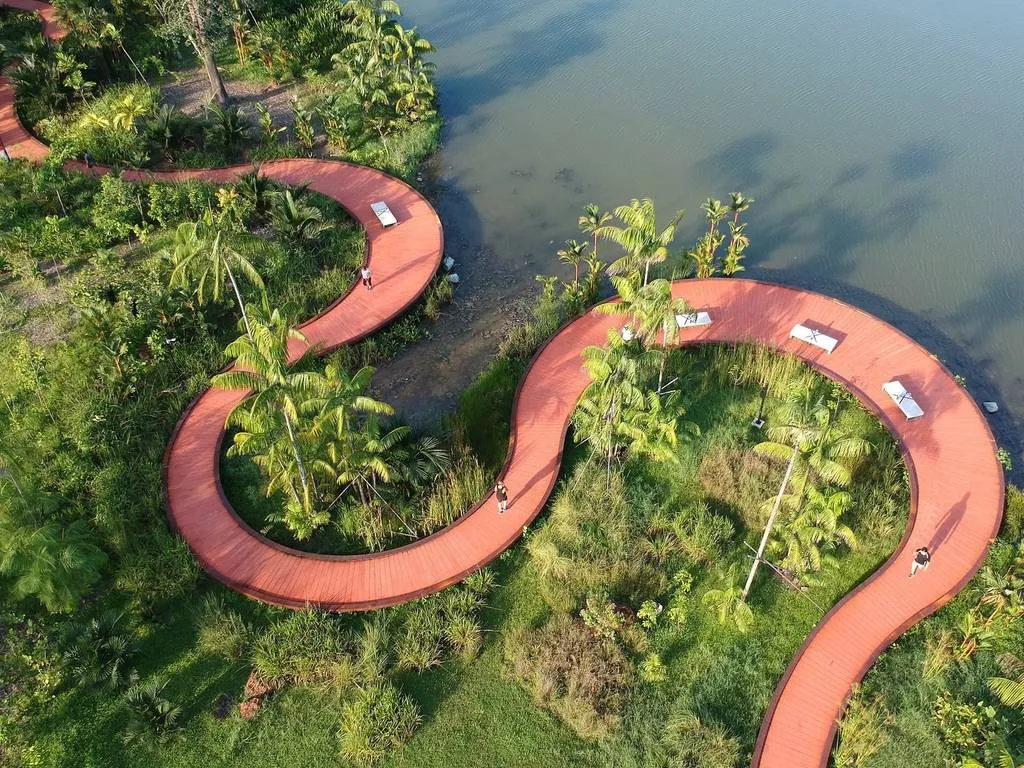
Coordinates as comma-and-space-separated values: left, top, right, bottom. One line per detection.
1, 3, 1005, 766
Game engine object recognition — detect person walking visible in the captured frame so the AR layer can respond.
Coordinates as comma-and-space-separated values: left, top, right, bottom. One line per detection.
360, 265, 373, 290
495, 480, 508, 514
909, 546, 931, 578
83, 151, 95, 169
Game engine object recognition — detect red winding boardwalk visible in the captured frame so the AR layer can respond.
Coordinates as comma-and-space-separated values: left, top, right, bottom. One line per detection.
1, 4, 1005, 766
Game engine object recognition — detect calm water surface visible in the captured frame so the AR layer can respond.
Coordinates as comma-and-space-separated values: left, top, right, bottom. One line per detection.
378, 0, 1023, 459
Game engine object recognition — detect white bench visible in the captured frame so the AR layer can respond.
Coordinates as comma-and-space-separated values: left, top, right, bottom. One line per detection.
370, 201, 397, 227
790, 323, 839, 354
676, 311, 712, 329
883, 380, 924, 420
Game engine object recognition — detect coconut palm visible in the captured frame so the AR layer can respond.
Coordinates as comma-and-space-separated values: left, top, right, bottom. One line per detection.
728, 192, 754, 226
213, 303, 316, 507
742, 388, 872, 600
702, 565, 754, 633
165, 219, 264, 340
578, 203, 611, 260
556, 239, 590, 285
598, 198, 684, 286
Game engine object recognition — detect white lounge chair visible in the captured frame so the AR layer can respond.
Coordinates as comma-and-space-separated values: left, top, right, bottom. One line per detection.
370, 201, 397, 227
676, 311, 712, 329
883, 380, 924, 420
790, 323, 839, 354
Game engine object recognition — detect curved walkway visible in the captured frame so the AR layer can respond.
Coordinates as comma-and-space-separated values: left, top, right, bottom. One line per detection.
1, 4, 1005, 767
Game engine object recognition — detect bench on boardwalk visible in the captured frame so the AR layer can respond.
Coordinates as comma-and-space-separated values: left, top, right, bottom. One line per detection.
676, 311, 712, 329
883, 380, 924, 419
790, 323, 839, 353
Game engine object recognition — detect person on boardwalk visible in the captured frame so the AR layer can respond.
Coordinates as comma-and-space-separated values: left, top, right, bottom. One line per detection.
83, 151, 95, 169
909, 546, 931, 577
360, 265, 373, 290
495, 481, 509, 514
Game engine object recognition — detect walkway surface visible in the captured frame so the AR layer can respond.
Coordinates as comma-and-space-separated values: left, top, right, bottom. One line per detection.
1, 4, 1005, 767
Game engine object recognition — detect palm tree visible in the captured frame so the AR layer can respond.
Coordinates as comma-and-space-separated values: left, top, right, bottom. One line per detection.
723, 221, 750, 277
64, 610, 139, 690
271, 190, 329, 242
743, 388, 872, 600
320, 416, 414, 540
989, 659, 1024, 710
165, 220, 264, 340
0, 485, 106, 614
728, 192, 754, 226
702, 565, 754, 633
213, 303, 316, 506
578, 203, 611, 260
573, 331, 661, 472
595, 275, 692, 391
690, 198, 730, 279
125, 678, 182, 741
597, 198, 684, 286
769, 486, 858, 574
556, 239, 590, 285
204, 103, 251, 154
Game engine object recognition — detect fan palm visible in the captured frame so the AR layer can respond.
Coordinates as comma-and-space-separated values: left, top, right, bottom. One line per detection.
64, 610, 139, 689
165, 220, 264, 340
597, 198, 684, 286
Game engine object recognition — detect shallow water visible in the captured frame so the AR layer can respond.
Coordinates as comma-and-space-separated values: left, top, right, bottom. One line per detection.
377, 0, 1023, 462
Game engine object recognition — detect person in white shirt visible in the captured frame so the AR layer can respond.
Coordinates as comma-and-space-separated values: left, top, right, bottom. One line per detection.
360, 266, 372, 291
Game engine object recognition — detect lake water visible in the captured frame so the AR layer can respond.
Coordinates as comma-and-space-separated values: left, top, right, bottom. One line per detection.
377, 0, 1024, 464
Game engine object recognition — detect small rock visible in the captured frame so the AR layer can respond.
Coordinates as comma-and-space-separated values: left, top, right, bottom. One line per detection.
983, 401, 999, 414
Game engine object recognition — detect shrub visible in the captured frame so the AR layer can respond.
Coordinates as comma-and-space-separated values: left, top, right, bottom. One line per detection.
395, 603, 444, 672
338, 682, 421, 767
196, 595, 252, 660
251, 610, 354, 687
931, 691, 997, 757
833, 685, 894, 768
424, 275, 455, 320
42, 85, 157, 168
507, 613, 633, 739
146, 181, 215, 228
639, 652, 668, 684
91, 174, 142, 242
660, 710, 741, 768
114, 533, 200, 612
418, 455, 487, 536
1002, 485, 1023, 542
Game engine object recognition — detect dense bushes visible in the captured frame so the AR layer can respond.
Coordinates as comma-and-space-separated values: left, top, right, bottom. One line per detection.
507, 613, 633, 739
